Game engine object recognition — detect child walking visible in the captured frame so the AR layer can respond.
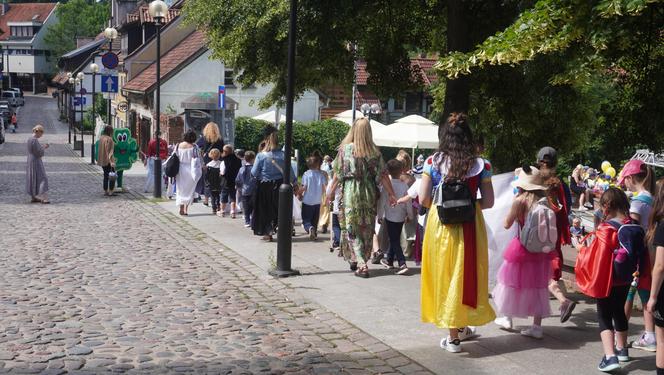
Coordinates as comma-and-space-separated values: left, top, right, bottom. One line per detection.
575, 187, 647, 372
327, 178, 342, 253
378, 159, 413, 275
235, 151, 257, 228
205, 148, 222, 215
300, 154, 328, 240
493, 166, 557, 339
645, 178, 664, 375
618, 159, 656, 351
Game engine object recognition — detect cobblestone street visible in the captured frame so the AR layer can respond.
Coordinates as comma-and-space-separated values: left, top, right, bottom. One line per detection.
0, 97, 429, 374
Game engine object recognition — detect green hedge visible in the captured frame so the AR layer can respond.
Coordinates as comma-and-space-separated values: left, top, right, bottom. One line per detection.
234, 117, 350, 174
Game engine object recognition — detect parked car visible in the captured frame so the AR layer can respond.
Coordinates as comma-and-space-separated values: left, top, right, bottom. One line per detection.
0, 117, 5, 144
9, 88, 23, 98
1, 91, 24, 107
0, 104, 11, 126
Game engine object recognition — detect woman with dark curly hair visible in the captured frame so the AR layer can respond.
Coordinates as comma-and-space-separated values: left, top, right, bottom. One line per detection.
419, 113, 495, 353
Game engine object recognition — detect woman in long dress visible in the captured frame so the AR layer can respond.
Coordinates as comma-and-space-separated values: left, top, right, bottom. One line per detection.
251, 127, 297, 241
327, 118, 396, 278
419, 113, 495, 353
26, 124, 50, 203
175, 130, 202, 215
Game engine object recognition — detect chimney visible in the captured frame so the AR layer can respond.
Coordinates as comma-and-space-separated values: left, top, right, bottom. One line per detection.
1, 1, 10, 16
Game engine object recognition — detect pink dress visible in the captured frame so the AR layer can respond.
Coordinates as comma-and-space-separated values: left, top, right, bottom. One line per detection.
492, 220, 553, 318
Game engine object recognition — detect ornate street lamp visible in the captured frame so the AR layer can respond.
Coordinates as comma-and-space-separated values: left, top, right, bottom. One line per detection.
149, 0, 168, 198
360, 103, 381, 122
346, 42, 358, 124
66, 72, 72, 143
76, 72, 85, 158
89, 62, 99, 164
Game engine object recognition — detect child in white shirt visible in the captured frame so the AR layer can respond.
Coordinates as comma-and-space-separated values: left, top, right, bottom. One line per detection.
377, 159, 413, 275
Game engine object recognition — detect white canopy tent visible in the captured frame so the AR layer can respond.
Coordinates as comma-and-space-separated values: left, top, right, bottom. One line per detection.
252, 110, 286, 124
332, 110, 386, 133
372, 114, 438, 165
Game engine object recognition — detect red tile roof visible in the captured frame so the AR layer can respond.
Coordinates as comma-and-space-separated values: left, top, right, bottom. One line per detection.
355, 90, 381, 108
0, 2, 57, 41
126, 5, 180, 25
356, 58, 438, 86
123, 31, 207, 94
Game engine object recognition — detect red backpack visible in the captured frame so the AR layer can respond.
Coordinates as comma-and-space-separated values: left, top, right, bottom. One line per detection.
575, 222, 618, 298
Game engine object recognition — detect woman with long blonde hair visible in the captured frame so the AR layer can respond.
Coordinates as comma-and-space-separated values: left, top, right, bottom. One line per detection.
196, 122, 225, 206
327, 118, 396, 278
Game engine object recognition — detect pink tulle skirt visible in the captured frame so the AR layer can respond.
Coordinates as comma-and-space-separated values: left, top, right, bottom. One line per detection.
492, 237, 553, 318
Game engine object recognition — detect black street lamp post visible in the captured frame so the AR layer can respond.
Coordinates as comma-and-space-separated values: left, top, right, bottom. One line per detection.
66, 72, 72, 143
90, 63, 99, 164
360, 103, 381, 122
76, 72, 85, 158
149, 0, 168, 199
271, 0, 299, 278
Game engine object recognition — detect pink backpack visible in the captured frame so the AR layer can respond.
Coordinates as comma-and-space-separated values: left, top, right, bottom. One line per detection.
520, 198, 558, 253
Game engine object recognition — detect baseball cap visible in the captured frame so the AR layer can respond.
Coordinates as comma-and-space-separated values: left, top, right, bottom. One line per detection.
617, 159, 645, 186
536, 147, 558, 167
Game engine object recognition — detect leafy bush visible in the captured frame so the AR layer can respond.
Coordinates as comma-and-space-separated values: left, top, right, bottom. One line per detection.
233, 117, 350, 174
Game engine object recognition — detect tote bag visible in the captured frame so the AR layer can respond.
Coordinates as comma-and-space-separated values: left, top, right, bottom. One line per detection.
575, 224, 617, 299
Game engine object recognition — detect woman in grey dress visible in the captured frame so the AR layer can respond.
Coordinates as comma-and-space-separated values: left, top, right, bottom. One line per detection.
26, 124, 49, 203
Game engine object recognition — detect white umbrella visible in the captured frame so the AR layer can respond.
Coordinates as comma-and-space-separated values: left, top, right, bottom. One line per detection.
373, 115, 439, 165
252, 110, 286, 123
333, 110, 385, 133
394, 114, 435, 125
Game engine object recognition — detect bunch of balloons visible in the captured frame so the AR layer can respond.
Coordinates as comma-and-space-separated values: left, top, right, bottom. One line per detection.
601, 161, 616, 179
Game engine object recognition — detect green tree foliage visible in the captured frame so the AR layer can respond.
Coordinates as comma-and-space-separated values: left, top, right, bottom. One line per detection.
44, 0, 109, 68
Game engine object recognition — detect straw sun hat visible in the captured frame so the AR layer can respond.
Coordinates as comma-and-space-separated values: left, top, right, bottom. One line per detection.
512, 165, 548, 191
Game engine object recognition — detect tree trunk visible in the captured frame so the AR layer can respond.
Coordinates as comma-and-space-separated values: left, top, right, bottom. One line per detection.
442, 0, 471, 126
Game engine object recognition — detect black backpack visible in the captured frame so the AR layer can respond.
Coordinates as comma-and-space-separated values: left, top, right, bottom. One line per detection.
433, 178, 475, 224
164, 144, 180, 178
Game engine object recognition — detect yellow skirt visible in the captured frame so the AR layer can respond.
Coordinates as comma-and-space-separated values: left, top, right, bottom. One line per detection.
318, 192, 330, 230
421, 205, 495, 328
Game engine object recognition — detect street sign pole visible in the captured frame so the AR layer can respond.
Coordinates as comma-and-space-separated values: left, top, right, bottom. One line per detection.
79, 83, 84, 158
218, 85, 225, 143
91, 72, 96, 164
153, 19, 163, 198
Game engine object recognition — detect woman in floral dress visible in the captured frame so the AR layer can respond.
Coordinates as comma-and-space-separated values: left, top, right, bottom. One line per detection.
327, 118, 396, 278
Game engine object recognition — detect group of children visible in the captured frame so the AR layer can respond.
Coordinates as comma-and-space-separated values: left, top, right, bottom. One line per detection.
488, 155, 662, 372
203, 145, 257, 227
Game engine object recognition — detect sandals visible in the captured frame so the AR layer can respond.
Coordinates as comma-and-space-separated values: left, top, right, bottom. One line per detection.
230, 212, 236, 219
261, 235, 273, 242
354, 266, 370, 278
349, 262, 358, 271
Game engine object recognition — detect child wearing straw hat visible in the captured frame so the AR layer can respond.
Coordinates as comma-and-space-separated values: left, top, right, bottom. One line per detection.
493, 165, 558, 339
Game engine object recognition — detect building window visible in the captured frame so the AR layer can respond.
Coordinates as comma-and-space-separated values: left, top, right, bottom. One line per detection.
405, 92, 421, 113
224, 69, 234, 86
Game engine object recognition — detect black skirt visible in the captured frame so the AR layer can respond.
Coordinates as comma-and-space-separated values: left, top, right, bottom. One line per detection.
252, 179, 282, 236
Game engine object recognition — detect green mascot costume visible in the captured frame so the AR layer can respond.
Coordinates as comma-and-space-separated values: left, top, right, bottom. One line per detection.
95, 128, 138, 191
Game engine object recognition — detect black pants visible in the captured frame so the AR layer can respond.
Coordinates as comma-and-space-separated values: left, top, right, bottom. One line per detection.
242, 195, 254, 225
597, 285, 630, 332
210, 190, 221, 211
386, 219, 406, 266
102, 165, 115, 192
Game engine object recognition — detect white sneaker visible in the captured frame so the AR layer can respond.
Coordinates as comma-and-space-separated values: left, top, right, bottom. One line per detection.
494, 316, 513, 330
458, 326, 478, 341
440, 336, 461, 353
520, 325, 543, 339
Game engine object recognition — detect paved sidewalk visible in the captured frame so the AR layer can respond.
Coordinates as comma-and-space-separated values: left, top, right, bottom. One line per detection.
120, 168, 658, 375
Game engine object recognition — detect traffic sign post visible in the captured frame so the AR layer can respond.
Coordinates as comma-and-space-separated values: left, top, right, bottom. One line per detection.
101, 75, 119, 93
101, 52, 119, 70
219, 85, 226, 141
73, 97, 87, 106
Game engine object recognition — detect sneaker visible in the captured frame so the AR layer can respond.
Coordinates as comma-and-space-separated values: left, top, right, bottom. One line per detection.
615, 347, 629, 362
631, 332, 657, 352
395, 264, 409, 275
244, 223, 251, 228
308, 227, 316, 240
559, 300, 577, 323
520, 325, 543, 339
597, 355, 620, 372
380, 258, 394, 269
578, 206, 589, 211
494, 316, 513, 330
457, 326, 478, 341
440, 336, 461, 353
371, 250, 384, 264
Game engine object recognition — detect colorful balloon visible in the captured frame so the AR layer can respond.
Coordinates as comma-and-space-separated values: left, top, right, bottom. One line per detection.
601, 161, 611, 172
606, 167, 616, 178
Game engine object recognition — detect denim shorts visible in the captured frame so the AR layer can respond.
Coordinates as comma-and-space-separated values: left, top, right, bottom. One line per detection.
221, 188, 236, 203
